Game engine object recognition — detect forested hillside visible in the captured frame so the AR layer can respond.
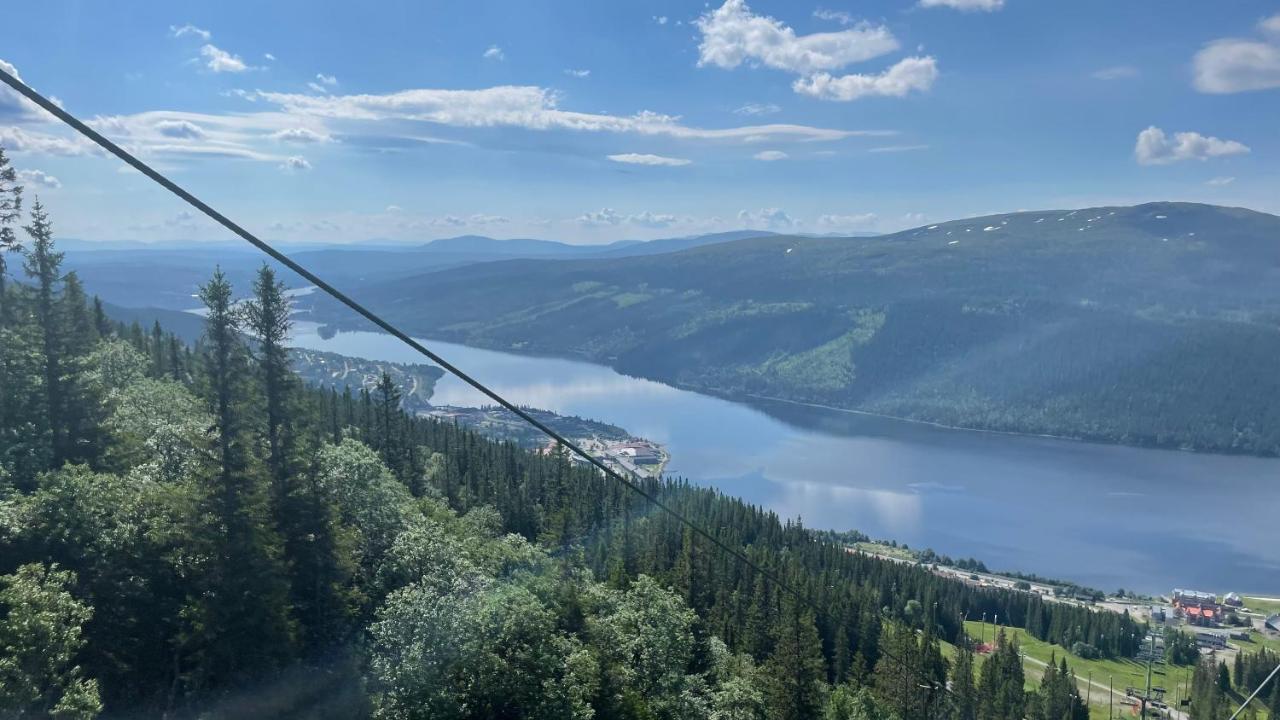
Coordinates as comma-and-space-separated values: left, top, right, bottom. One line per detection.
303, 202, 1280, 456
0, 145, 1166, 719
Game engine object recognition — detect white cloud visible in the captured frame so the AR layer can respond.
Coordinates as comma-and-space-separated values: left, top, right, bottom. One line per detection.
315, 73, 338, 87
1262, 14, 1280, 38
0, 59, 51, 122
468, 213, 509, 225
576, 208, 678, 228
917, 0, 1003, 11
817, 212, 877, 230
264, 53, 276, 61
696, 0, 898, 75
170, 24, 211, 41
1206, 176, 1236, 186
17, 169, 61, 189
272, 127, 331, 143
200, 44, 249, 73
753, 150, 788, 161
654, 16, 669, 25
793, 56, 938, 101
281, 155, 312, 171
0, 125, 91, 156
483, 46, 505, 61
564, 68, 591, 78
1092, 65, 1139, 80
813, 8, 855, 25
154, 119, 207, 139
385, 204, 402, 212
1134, 126, 1250, 165
734, 102, 781, 115
738, 207, 798, 228
607, 152, 692, 166
1193, 39, 1280, 93
257, 86, 887, 142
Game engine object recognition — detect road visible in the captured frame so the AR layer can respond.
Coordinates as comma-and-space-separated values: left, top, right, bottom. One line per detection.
1021, 654, 1187, 720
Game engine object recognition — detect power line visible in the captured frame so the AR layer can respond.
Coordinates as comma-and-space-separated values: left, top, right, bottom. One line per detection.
0, 65, 967, 705
0, 63, 821, 613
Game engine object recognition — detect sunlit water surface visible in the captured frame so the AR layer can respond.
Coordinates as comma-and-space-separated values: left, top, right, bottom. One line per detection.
290, 322, 1280, 595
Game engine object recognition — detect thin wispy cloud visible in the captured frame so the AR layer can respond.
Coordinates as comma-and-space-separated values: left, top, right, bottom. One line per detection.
734, 103, 781, 115
483, 46, 505, 61
917, 0, 1004, 11
753, 150, 787, 161
170, 24, 211, 41
564, 68, 591, 78
607, 153, 692, 166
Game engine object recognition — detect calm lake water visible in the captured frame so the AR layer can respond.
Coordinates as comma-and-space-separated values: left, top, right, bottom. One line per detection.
289, 322, 1279, 596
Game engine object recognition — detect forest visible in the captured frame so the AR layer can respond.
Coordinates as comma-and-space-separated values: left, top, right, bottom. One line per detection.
299, 201, 1280, 457
0, 145, 1268, 719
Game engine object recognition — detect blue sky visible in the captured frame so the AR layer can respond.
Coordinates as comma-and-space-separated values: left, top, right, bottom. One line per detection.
2, 0, 1278, 244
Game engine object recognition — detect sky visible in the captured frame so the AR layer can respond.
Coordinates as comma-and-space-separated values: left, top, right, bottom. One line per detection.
1, 0, 1279, 245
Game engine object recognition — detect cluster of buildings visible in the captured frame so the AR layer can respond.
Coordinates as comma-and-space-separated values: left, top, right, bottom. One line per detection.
1171, 588, 1226, 627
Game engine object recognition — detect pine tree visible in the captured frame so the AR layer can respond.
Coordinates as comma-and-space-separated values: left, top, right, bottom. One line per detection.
765, 597, 829, 720
0, 144, 22, 317
23, 199, 66, 465
187, 268, 294, 687
977, 629, 1025, 720
950, 633, 977, 720
243, 264, 295, 504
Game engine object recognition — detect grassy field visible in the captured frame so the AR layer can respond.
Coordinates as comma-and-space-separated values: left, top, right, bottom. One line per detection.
1244, 596, 1280, 616
852, 541, 916, 562
959, 621, 1199, 719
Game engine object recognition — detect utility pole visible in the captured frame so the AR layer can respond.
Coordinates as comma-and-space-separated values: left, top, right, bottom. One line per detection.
1109, 674, 1114, 720
1087, 670, 1093, 707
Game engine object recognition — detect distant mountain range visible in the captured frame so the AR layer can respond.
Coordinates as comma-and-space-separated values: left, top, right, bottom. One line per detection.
63, 230, 787, 309
298, 202, 1280, 456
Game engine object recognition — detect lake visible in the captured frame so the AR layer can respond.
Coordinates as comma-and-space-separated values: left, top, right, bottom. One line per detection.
288, 321, 1279, 596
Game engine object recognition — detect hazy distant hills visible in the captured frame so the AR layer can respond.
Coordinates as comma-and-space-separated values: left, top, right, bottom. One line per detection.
64, 229, 781, 309
303, 202, 1280, 455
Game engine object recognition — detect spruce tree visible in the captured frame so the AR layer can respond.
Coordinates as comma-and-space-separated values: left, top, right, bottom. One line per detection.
188, 268, 294, 687
22, 199, 65, 465
243, 264, 295, 504
765, 597, 829, 720
0, 144, 22, 316
950, 634, 977, 720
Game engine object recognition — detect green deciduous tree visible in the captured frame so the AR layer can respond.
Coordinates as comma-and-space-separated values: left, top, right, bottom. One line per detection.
0, 563, 101, 719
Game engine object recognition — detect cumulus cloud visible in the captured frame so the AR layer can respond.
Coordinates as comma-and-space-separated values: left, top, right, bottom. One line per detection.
1193, 15, 1280, 93
734, 102, 781, 115
577, 208, 677, 227
257, 85, 886, 142
738, 207, 798, 228
264, 53, 276, 61
200, 44, 249, 73
753, 150, 788, 161
1134, 126, 1250, 165
17, 169, 61, 188
1193, 39, 1280, 93
564, 68, 591, 78
0, 59, 51, 122
170, 24, 211, 41
272, 127, 331, 143
793, 56, 938, 101
1206, 176, 1236, 186
917, 0, 1003, 10
1092, 65, 1139, 80
696, 0, 898, 75
817, 212, 877, 230
607, 152, 692, 166
483, 46, 505, 61
280, 155, 312, 171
